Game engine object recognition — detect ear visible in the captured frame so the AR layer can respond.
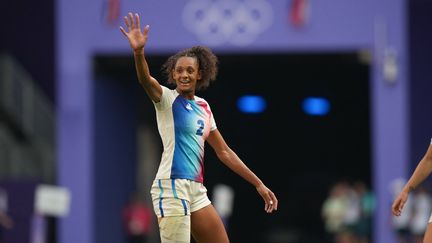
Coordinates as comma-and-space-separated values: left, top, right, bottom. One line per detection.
197, 70, 202, 80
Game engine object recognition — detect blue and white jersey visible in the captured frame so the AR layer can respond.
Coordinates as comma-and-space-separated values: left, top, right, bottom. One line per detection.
153, 86, 217, 183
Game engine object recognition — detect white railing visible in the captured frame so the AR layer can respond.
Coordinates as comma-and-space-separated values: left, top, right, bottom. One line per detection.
0, 54, 54, 146
0, 54, 55, 181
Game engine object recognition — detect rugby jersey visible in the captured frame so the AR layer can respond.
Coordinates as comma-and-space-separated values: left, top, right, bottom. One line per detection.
152, 86, 217, 183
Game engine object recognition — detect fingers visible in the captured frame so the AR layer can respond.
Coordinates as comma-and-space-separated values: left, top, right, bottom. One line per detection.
135, 13, 141, 30
143, 25, 150, 36
121, 12, 142, 33
398, 200, 404, 210
397, 200, 405, 215
128, 12, 135, 29
392, 206, 402, 216
271, 193, 278, 211
264, 191, 278, 213
256, 184, 278, 213
123, 15, 131, 32
119, 26, 127, 37
265, 202, 273, 213
392, 198, 404, 216
391, 199, 399, 215
391, 206, 398, 216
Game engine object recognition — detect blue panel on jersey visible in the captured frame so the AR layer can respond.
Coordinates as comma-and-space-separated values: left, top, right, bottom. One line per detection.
171, 97, 204, 181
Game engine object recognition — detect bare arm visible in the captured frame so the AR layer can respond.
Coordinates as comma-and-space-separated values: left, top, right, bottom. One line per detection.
207, 129, 278, 213
392, 143, 432, 216
120, 12, 162, 102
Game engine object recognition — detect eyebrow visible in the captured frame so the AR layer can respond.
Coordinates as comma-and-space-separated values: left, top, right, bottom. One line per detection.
175, 66, 196, 69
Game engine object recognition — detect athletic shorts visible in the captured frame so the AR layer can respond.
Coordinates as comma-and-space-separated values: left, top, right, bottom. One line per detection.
150, 179, 211, 218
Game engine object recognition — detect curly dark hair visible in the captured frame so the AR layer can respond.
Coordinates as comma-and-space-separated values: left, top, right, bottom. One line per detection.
162, 46, 219, 91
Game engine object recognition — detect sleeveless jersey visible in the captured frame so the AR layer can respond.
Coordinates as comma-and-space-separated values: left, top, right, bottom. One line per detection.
152, 86, 217, 183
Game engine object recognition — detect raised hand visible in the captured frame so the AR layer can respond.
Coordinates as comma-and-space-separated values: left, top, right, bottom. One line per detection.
120, 12, 149, 52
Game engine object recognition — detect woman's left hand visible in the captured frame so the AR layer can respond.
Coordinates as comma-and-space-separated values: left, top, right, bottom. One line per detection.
256, 184, 278, 213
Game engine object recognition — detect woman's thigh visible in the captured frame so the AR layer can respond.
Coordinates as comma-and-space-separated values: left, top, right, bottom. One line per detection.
158, 216, 191, 243
191, 204, 229, 243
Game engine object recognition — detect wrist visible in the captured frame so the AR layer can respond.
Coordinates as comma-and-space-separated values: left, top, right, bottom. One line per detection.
254, 180, 264, 188
133, 48, 144, 55
403, 185, 414, 193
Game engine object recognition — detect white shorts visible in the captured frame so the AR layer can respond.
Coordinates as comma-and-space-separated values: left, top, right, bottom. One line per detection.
150, 179, 211, 218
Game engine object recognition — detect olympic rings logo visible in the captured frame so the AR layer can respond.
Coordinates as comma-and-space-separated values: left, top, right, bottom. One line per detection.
182, 0, 274, 46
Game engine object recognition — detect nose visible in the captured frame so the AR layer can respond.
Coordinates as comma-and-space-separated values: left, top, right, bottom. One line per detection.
180, 70, 189, 78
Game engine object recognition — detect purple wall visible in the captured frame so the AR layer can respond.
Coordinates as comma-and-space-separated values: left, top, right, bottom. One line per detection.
68, 0, 385, 54
57, 0, 408, 243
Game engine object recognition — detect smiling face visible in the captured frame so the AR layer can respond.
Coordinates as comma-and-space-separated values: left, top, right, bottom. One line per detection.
173, 56, 201, 99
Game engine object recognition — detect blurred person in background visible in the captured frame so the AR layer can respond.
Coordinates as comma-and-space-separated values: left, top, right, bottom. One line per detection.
212, 184, 234, 230
391, 178, 414, 243
342, 181, 361, 242
122, 192, 152, 243
409, 186, 432, 243
120, 12, 278, 243
352, 181, 375, 243
321, 181, 350, 243
392, 138, 432, 243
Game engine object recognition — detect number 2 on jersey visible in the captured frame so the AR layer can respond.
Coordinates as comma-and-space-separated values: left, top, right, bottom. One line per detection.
196, 119, 204, 136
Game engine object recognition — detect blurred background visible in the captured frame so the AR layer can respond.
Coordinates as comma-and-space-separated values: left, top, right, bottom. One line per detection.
0, 0, 431, 243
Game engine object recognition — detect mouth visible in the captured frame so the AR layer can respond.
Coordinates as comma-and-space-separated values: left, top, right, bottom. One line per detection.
179, 80, 190, 86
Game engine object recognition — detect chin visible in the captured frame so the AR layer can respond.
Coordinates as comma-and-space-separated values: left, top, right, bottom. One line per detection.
177, 87, 194, 94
